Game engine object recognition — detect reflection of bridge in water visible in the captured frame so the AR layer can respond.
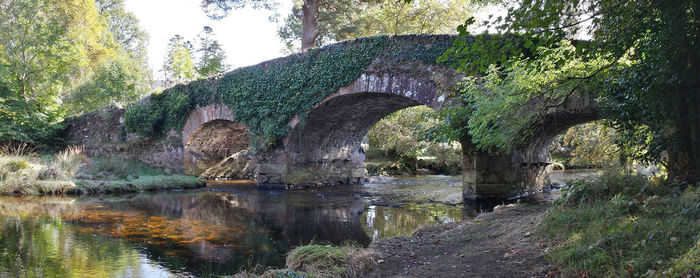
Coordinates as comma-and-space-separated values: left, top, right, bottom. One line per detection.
0, 180, 472, 276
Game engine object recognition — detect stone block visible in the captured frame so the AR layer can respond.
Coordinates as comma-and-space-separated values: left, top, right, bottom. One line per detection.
350, 168, 365, 178
474, 182, 512, 199
258, 163, 287, 174
267, 174, 282, 184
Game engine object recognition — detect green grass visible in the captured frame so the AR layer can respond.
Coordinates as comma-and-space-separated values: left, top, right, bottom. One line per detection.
1, 145, 204, 196
74, 175, 204, 194
232, 244, 379, 278
285, 244, 379, 278
537, 170, 700, 277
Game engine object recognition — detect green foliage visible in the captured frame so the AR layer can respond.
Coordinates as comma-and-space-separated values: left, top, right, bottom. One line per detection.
66, 56, 150, 114
0, 0, 151, 144
123, 102, 161, 137
196, 26, 229, 78
368, 106, 437, 158
552, 121, 621, 168
64, 0, 152, 115
538, 171, 700, 276
365, 106, 462, 175
450, 40, 614, 152
278, 0, 471, 53
443, 0, 700, 181
200, 0, 279, 21
164, 91, 193, 131
124, 35, 451, 149
163, 35, 200, 85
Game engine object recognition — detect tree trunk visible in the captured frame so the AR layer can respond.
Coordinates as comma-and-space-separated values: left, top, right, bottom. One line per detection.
301, 0, 319, 52
667, 87, 700, 185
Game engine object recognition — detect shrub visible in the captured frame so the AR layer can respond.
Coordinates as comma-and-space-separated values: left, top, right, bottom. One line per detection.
124, 102, 161, 137
164, 90, 192, 131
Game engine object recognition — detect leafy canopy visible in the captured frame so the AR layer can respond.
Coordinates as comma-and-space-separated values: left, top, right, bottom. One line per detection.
278, 0, 471, 52
439, 0, 700, 180
0, 0, 151, 144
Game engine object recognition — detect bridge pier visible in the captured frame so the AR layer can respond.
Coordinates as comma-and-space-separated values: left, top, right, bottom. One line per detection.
256, 148, 366, 189
461, 138, 553, 202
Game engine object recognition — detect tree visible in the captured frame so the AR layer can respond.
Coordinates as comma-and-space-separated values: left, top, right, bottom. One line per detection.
278, 0, 471, 52
281, 0, 470, 47
64, 0, 152, 114
196, 26, 229, 78
163, 35, 199, 86
277, 0, 365, 51
0, 0, 118, 143
95, 0, 149, 63
201, 0, 334, 52
441, 0, 700, 182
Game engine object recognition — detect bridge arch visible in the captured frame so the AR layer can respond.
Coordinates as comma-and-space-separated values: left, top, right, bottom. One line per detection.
258, 66, 451, 186
182, 104, 251, 177
461, 92, 602, 201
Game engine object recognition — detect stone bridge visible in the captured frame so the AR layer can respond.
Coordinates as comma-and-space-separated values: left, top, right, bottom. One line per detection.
64, 34, 600, 201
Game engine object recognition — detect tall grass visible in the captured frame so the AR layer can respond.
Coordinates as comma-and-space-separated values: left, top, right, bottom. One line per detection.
0, 145, 87, 195
537, 170, 699, 277
0, 145, 203, 196
52, 146, 87, 179
285, 244, 379, 278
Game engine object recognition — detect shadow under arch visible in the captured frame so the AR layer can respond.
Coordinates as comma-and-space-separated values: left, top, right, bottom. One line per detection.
183, 119, 250, 177
278, 91, 439, 185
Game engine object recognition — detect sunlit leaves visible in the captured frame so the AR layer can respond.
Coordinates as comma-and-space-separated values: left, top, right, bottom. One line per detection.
278, 0, 471, 52
443, 0, 700, 179
455, 40, 614, 152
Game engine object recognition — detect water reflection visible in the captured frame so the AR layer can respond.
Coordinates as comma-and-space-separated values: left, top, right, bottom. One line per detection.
0, 214, 172, 277
0, 173, 593, 277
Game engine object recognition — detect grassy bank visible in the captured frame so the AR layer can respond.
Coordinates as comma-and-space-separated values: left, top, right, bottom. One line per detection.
537, 171, 699, 276
234, 244, 379, 278
0, 145, 204, 196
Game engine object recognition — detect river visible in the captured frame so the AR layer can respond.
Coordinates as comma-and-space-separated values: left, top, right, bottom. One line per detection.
0, 171, 597, 277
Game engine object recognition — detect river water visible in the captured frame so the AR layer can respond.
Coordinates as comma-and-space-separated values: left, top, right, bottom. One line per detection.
0, 172, 597, 277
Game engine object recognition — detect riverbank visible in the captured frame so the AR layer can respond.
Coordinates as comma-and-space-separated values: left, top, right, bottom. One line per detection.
233, 204, 550, 278
366, 204, 550, 277
242, 171, 699, 277
0, 146, 204, 196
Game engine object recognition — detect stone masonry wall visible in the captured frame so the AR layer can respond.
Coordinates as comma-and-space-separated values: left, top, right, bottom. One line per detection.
64, 106, 186, 173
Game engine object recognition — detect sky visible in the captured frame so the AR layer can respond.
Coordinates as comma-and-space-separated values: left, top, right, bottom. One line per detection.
124, 0, 292, 79
123, 1, 508, 80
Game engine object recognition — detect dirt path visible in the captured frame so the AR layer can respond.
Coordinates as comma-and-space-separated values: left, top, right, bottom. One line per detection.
366, 204, 551, 278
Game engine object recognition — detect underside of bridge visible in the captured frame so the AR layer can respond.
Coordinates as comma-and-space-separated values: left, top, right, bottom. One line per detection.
258, 92, 423, 187
183, 119, 253, 179
255, 89, 601, 202
461, 93, 601, 201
